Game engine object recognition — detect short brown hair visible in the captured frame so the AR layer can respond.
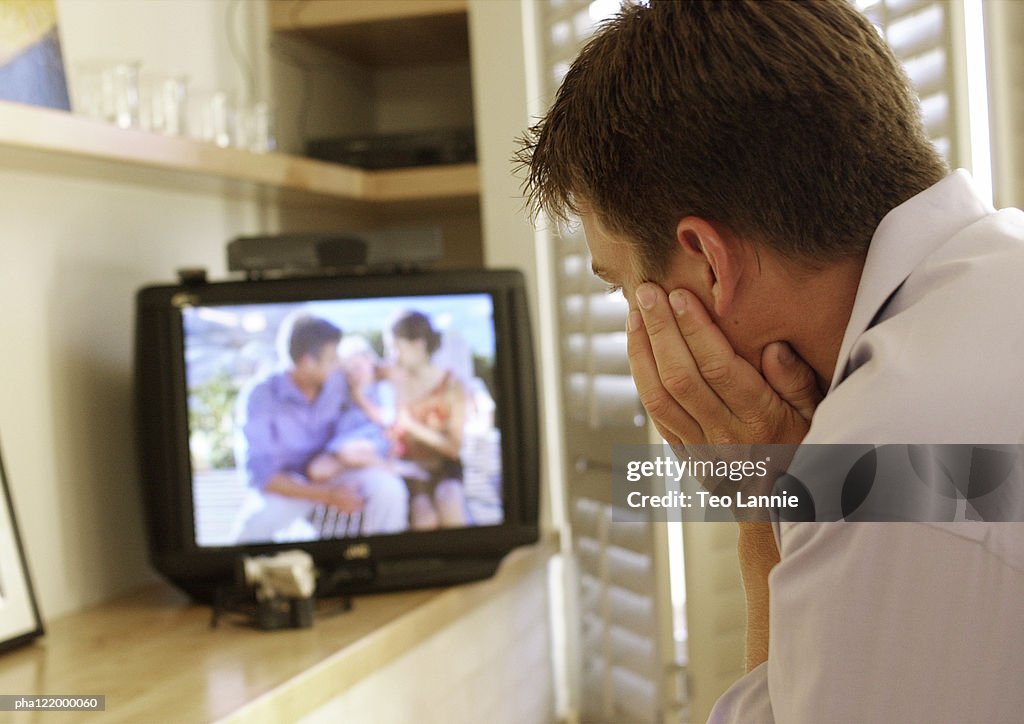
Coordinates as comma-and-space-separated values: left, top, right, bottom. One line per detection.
288, 315, 341, 363
516, 0, 948, 277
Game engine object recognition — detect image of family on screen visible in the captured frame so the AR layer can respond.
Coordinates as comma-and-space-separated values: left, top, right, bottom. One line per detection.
183, 295, 502, 547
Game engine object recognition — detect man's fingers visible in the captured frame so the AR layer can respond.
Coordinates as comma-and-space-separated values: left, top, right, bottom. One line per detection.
651, 419, 683, 447
667, 288, 778, 424
762, 342, 823, 421
666, 289, 737, 385
626, 305, 702, 442
634, 283, 727, 419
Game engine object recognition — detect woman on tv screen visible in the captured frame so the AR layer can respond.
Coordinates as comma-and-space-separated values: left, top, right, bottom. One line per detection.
387, 310, 470, 531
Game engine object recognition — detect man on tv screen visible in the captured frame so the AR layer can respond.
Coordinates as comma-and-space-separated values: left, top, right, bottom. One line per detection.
232, 314, 409, 543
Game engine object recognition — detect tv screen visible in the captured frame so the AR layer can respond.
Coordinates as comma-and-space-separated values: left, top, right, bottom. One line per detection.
135, 270, 538, 600
185, 292, 503, 546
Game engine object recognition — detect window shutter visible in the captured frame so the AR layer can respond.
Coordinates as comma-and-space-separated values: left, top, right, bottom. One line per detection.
537, 2, 682, 721
856, 0, 961, 165
984, 0, 1024, 208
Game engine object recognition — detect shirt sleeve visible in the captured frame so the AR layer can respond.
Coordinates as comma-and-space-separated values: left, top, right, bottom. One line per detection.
241, 382, 280, 491
708, 662, 773, 723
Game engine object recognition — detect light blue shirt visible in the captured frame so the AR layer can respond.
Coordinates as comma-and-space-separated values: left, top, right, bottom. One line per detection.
239, 369, 388, 490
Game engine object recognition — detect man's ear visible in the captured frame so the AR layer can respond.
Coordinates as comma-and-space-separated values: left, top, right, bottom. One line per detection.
675, 216, 743, 317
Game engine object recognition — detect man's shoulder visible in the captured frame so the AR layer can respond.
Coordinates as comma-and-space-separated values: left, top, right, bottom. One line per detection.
903, 199, 1024, 285
810, 218, 1024, 445
245, 371, 289, 406
915, 205, 1024, 285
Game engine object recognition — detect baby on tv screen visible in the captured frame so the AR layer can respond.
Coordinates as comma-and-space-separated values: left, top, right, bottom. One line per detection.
182, 292, 504, 548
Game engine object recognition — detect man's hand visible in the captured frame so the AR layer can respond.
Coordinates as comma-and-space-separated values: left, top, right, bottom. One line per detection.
336, 439, 380, 468
325, 482, 366, 514
307, 453, 343, 482
627, 283, 821, 447
627, 283, 822, 673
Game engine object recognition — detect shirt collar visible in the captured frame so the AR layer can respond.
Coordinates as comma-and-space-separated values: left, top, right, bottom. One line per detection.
828, 169, 993, 393
272, 370, 308, 402
272, 368, 346, 404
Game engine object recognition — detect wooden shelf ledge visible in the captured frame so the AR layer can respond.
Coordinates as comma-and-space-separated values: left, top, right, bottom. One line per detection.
0, 102, 479, 206
0, 538, 557, 723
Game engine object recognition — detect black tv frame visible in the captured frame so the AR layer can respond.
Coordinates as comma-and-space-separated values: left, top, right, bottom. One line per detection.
134, 269, 539, 602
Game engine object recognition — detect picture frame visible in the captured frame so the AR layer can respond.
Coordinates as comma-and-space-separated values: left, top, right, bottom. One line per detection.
0, 440, 43, 652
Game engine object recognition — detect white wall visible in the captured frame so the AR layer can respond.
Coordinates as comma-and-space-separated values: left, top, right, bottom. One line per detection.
468, 0, 566, 534
468, 1, 569, 718
57, 0, 268, 107
0, 0, 271, 619
0, 174, 260, 618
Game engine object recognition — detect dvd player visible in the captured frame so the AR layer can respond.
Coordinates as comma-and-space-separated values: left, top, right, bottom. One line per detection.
227, 227, 443, 277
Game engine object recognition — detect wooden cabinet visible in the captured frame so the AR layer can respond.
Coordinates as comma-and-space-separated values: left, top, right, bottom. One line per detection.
268, 0, 470, 66
266, 0, 483, 268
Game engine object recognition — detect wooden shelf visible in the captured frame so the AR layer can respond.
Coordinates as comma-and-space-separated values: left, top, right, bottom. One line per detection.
269, 0, 470, 66
0, 101, 479, 207
0, 540, 556, 723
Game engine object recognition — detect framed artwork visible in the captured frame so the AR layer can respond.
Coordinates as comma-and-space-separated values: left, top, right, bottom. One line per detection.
0, 441, 43, 652
0, 0, 71, 110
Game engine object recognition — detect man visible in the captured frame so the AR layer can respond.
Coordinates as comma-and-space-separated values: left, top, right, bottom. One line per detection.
518, 1, 1024, 721
234, 314, 408, 543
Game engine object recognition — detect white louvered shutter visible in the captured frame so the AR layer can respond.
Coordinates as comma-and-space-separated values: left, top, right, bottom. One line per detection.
539, 3, 674, 721
534, 2, 749, 722
857, 0, 963, 166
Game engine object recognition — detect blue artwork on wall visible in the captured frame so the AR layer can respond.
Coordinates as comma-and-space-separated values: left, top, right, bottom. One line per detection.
0, 0, 70, 110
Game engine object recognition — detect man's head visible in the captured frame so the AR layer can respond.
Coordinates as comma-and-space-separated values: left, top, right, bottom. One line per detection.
517, 0, 948, 284
287, 315, 342, 387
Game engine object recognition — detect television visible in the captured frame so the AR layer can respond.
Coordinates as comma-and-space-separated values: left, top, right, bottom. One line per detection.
134, 269, 539, 601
